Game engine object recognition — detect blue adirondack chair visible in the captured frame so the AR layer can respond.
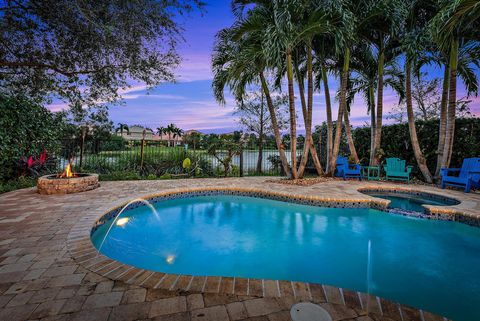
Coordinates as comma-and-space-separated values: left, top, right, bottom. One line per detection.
441, 158, 480, 193
335, 156, 361, 180
383, 158, 412, 183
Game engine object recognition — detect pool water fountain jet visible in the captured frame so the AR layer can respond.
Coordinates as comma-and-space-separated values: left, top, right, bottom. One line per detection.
96, 198, 159, 257
366, 239, 372, 315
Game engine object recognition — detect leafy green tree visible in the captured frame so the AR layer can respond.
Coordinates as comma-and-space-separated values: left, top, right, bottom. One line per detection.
0, 0, 203, 112
207, 135, 242, 177
235, 91, 288, 174
184, 131, 203, 149
0, 95, 68, 180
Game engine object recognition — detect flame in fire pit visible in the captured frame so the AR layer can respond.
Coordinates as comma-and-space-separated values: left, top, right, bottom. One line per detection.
58, 161, 77, 178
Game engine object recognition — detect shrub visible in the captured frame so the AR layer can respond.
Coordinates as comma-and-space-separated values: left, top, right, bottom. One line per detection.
0, 177, 36, 194
0, 95, 67, 181
110, 148, 213, 177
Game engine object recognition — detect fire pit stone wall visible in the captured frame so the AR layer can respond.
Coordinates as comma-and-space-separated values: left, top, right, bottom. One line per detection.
37, 174, 100, 195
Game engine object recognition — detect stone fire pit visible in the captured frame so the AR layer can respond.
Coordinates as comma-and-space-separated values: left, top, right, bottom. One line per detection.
37, 173, 99, 195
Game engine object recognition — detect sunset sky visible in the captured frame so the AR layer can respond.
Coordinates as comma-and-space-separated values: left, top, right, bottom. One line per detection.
48, 1, 480, 134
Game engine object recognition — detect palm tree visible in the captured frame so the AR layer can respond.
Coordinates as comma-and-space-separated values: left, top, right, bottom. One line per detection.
401, 0, 438, 183
347, 46, 378, 164
235, 0, 335, 179
313, 35, 336, 174
213, 4, 292, 178
330, 59, 360, 164
346, 43, 405, 165
343, 77, 359, 164
115, 123, 129, 137
156, 126, 167, 145
418, 43, 480, 179
430, 0, 480, 169
328, 1, 357, 174
164, 123, 180, 147
260, 0, 301, 178
172, 127, 184, 146
358, 0, 404, 166
291, 8, 338, 177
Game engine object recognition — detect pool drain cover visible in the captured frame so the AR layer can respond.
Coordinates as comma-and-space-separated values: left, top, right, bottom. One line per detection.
290, 302, 332, 321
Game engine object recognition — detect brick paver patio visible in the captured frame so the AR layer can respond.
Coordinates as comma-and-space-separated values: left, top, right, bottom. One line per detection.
1, 177, 478, 321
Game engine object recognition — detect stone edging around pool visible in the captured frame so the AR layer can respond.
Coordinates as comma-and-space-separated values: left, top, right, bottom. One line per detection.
67, 187, 452, 321
358, 186, 480, 227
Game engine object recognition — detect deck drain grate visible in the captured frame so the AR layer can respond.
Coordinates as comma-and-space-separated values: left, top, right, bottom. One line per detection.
290, 302, 332, 321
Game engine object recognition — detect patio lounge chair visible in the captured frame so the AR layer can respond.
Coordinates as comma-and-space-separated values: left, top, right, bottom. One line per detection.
384, 158, 412, 183
335, 156, 361, 180
441, 157, 480, 193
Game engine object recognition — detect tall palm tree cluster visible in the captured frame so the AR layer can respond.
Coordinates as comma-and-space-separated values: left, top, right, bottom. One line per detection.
212, 0, 479, 181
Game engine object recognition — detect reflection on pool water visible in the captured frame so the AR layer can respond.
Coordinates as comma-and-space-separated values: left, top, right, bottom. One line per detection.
91, 195, 480, 321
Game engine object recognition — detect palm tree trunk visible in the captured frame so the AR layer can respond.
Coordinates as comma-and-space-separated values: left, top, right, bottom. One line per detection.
295, 65, 310, 178
286, 51, 298, 179
434, 64, 450, 180
295, 62, 311, 178
297, 48, 323, 177
306, 48, 323, 176
322, 64, 334, 174
257, 135, 263, 174
256, 95, 264, 174
368, 86, 376, 166
406, 60, 433, 183
330, 48, 350, 173
372, 40, 385, 166
441, 39, 459, 169
259, 71, 291, 178
344, 109, 359, 163
294, 64, 308, 126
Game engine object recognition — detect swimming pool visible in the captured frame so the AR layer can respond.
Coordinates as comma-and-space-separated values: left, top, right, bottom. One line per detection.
91, 194, 480, 321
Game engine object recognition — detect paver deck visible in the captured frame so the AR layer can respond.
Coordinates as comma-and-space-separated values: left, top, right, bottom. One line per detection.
1, 177, 478, 321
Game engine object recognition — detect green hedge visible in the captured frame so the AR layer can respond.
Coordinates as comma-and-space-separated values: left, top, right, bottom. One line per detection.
352, 118, 480, 179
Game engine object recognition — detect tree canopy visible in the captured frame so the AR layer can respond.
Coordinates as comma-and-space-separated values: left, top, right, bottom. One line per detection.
0, 0, 203, 112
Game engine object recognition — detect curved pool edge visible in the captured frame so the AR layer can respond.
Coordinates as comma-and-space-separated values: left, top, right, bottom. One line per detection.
66, 186, 457, 321
357, 185, 480, 226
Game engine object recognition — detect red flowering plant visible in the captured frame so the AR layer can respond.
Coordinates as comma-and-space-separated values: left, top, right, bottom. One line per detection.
16, 149, 57, 178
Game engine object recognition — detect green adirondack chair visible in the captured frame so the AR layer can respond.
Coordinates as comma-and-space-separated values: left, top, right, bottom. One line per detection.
383, 158, 413, 183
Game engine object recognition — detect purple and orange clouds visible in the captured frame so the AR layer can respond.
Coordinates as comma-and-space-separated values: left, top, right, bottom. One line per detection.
47, 1, 479, 133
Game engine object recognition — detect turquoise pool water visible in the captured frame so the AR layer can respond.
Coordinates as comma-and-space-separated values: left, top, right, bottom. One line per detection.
91, 195, 480, 321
